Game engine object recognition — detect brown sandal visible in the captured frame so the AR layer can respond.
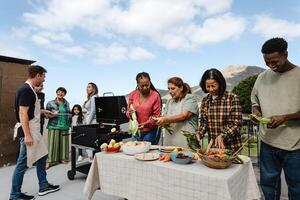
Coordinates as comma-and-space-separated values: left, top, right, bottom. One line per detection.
61, 161, 69, 164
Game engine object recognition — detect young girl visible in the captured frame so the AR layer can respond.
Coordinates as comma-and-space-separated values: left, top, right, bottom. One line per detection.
71, 104, 84, 161
71, 104, 84, 127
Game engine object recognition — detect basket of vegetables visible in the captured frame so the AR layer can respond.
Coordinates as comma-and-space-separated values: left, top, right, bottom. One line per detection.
197, 148, 234, 169
197, 137, 252, 169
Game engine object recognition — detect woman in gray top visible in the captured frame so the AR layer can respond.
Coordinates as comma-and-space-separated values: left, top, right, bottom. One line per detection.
83, 82, 98, 124
157, 77, 199, 148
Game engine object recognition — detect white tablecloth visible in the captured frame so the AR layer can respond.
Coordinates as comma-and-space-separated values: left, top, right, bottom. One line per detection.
83, 152, 261, 200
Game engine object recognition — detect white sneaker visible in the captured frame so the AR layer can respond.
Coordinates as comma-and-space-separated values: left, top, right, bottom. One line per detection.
77, 155, 83, 162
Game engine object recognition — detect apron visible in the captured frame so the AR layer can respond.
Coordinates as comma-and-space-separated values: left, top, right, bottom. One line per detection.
25, 81, 48, 167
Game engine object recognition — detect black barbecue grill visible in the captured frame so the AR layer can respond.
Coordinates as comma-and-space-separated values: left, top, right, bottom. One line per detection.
67, 95, 130, 180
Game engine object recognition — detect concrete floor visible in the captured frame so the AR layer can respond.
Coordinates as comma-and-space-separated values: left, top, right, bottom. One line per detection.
0, 163, 123, 200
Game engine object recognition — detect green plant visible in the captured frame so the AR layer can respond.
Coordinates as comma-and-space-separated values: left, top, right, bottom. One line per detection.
232, 75, 259, 114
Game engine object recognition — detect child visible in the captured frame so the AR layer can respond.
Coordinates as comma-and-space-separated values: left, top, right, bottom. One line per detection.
71, 104, 84, 127
71, 104, 84, 161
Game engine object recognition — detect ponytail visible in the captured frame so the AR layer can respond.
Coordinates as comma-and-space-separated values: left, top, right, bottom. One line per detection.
168, 77, 191, 100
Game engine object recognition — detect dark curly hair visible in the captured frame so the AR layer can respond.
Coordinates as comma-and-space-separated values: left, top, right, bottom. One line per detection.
261, 37, 288, 54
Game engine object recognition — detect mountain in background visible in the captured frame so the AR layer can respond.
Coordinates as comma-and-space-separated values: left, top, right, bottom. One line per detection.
160, 65, 265, 102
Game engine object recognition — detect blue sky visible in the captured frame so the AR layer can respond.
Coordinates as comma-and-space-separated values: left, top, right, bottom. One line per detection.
1, 0, 300, 106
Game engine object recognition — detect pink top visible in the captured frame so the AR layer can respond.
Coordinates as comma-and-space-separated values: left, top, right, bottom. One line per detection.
126, 89, 161, 132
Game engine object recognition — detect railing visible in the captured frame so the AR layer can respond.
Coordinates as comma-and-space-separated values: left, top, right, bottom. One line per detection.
241, 117, 259, 166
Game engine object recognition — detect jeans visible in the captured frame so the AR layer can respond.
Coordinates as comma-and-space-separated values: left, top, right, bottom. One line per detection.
260, 141, 300, 200
10, 137, 49, 198
132, 126, 161, 145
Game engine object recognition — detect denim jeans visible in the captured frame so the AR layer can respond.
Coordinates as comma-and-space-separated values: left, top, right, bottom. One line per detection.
10, 137, 49, 198
132, 126, 161, 145
260, 141, 300, 200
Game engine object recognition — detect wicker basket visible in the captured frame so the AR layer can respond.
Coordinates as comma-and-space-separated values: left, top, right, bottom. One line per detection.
197, 149, 233, 169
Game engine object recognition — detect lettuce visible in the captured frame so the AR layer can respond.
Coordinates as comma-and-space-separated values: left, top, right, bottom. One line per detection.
128, 104, 139, 136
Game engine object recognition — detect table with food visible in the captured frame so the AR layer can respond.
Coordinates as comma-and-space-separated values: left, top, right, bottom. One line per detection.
83, 139, 261, 200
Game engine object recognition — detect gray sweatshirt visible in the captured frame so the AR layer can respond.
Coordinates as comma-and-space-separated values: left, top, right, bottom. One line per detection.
83, 94, 98, 124
251, 67, 300, 150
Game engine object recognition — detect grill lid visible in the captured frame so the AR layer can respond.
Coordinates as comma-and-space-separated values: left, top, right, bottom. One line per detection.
95, 95, 129, 124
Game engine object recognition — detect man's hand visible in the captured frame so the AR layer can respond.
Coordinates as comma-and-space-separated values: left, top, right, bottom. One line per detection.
25, 134, 33, 146
267, 115, 287, 128
250, 106, 262, 124
249, 114, 261, 124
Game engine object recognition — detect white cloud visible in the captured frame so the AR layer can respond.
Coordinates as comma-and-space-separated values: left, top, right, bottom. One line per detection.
0, 33, 35, 60
31, 34, 50, 46
59, 45, 86, 56
31, 31, 73, 46
0, 41, 34, 60
194, 0, 232, 16
190, 13, 245, 44
129, 47, 155, 60
45, 44, 86, 57
93, 43, 128, 64
45, 32, 73, 43
24, 0, 110, 31
11, 26, 36, 38
23, 0, 245, 50
253, 15, 300, 39
93, 43, 154, 64
29, 31, 85, 57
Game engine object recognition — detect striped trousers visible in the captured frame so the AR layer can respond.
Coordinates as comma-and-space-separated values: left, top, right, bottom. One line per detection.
47, 129, 69, 164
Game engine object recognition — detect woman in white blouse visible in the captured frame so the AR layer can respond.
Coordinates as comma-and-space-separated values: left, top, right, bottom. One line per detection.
83, 82, 99, 124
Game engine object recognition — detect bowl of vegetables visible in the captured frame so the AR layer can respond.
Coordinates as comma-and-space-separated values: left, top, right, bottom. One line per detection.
105, 146, 121, 153
169, 152, 194, 164
100, 139, 122, 153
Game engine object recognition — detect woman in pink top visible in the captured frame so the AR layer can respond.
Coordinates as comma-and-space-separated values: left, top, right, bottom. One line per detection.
126, 72, 162, 144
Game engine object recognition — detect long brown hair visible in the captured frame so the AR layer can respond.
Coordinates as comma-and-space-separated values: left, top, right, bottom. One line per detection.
168, 77, 191, 100
83, 82, 98, 108
86, 82, 98, 98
